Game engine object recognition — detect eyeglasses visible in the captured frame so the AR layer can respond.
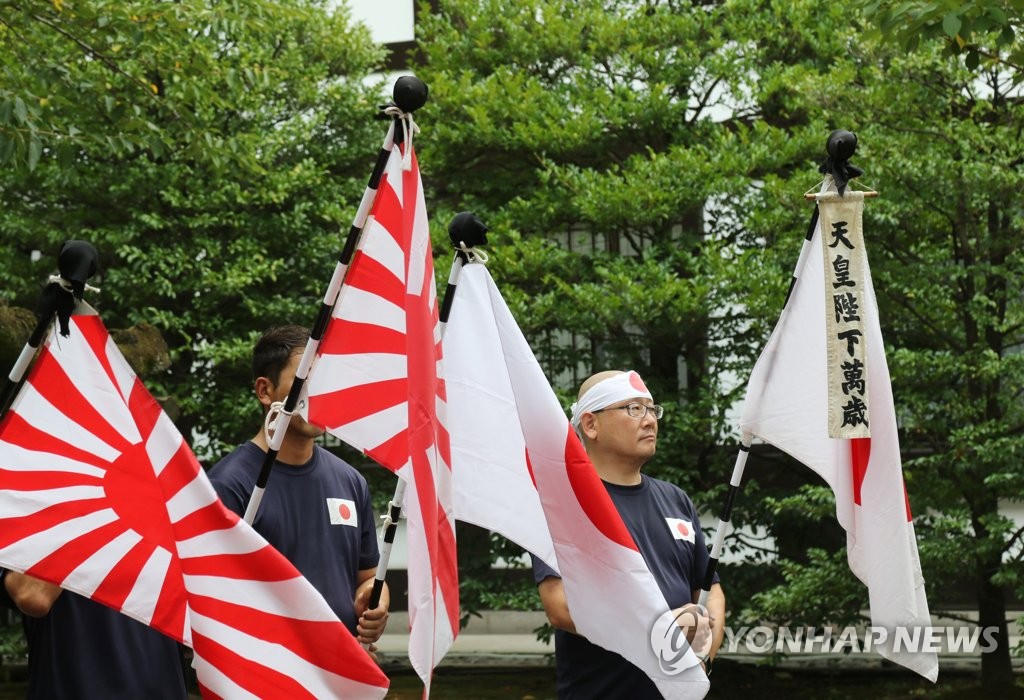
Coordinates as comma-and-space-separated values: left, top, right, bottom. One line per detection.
592, 402, 664, 420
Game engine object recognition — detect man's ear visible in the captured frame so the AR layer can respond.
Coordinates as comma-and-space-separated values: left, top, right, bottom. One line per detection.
254, 376, 275, 408
580, 413, 599, 441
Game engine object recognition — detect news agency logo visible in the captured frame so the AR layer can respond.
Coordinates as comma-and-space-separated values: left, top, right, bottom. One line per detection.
722, 625, 1000, 654
649, 604, 712, 676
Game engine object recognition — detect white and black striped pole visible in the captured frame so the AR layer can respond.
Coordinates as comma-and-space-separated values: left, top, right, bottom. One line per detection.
242, 76, 430, 526
365, 211, 490, 612
699, 130, 866, 604
0, 241, 99, 420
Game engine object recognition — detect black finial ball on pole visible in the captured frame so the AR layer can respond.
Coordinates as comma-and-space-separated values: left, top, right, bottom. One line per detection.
819, 129, 863, 196
58, 240, 99, 299
448, 212, 489, 249
826, 130, 858, 162
393, 76, 429, 114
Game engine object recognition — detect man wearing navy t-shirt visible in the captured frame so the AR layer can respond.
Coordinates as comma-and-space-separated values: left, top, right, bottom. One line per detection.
209, 325, 388, 645
1, 570, 188, 699
532, 370, 726, 698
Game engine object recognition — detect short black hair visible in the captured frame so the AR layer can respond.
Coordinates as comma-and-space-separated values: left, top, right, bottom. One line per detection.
252, 325, 309, 386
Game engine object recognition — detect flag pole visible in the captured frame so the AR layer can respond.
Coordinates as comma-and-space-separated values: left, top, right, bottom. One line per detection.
241, 77, 430, 526
699, 130, 867, 605
0, 241, 99, 419
366, 211, 490, 611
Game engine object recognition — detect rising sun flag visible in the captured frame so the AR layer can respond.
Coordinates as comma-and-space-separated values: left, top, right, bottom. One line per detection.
305, 137, 459, 693
0, 308, 389, 698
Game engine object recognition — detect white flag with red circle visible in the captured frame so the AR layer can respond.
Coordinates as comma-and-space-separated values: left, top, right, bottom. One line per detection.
740, 205, 938, 682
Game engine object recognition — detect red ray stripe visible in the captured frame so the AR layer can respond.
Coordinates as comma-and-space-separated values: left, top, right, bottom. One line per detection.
27, 519, 128, 583
319, 320, 407, 358
368, 177, 404, 247
344, 249, 408, 310
180, 546, 301, 583
364, 427, 410, 474
562, 427, 638, 551
0, 467, 100, 491
148, 559, 187, 642
308, 378, 408, 430
171, 502, 237, 542
191, 630, 317, 699
74, 315, 127, 402
0, 498, 107, 550
91, 537, 158, 610
189, 595, 388, 687
27, 349, 132, 454
436, 511, 460, 635
1, 410, 116, 473
127, 378, 163, 440
156, 441, 203, 502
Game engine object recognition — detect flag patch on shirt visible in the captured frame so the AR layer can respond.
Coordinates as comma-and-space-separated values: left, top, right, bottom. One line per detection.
327, 498, 358, 526
665, 517, 695, 543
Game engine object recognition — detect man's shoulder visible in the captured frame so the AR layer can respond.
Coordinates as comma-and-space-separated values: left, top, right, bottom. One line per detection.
208, 442, 261, 481
313, 446, 367, 483
644, 475, 697, 510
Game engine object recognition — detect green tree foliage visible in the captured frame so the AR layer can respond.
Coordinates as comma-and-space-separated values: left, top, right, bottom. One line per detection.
862, 1, 1022, 75
0, 0, 385, 456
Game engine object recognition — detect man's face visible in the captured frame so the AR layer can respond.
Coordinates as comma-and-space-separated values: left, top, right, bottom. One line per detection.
590, 398, 659, 464
265, 351, 325, 440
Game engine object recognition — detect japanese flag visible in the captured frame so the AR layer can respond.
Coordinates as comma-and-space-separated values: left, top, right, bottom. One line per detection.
665, 518, 696, 544
327, 498, 359, 527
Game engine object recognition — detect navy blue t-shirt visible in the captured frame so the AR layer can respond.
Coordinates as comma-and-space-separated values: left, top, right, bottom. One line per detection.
208, 442, 379, 634
532, 476, 717, 699
0, 584, 187, 700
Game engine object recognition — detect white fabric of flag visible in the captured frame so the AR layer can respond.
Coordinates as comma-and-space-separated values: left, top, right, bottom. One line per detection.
739, 207, 938, 682
445, 263, 709, 699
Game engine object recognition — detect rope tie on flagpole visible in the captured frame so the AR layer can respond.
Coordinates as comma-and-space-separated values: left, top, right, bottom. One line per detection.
454, 241, 489, 264
263, 400, 287, 444
47, 275, 100, 295
382, 105, 419, 171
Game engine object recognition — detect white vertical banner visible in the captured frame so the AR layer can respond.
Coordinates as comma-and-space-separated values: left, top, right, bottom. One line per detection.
818, 191, 871, 439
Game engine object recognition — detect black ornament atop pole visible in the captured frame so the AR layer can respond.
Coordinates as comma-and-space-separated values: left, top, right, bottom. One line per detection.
818, 129, 863, 197
0, 241, 100, 417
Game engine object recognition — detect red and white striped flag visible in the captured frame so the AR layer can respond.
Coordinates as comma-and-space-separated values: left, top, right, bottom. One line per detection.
305, 141, 459, 692
0, 310, 389, 698
740, 200, 938, 681
444, 262, 709, 700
